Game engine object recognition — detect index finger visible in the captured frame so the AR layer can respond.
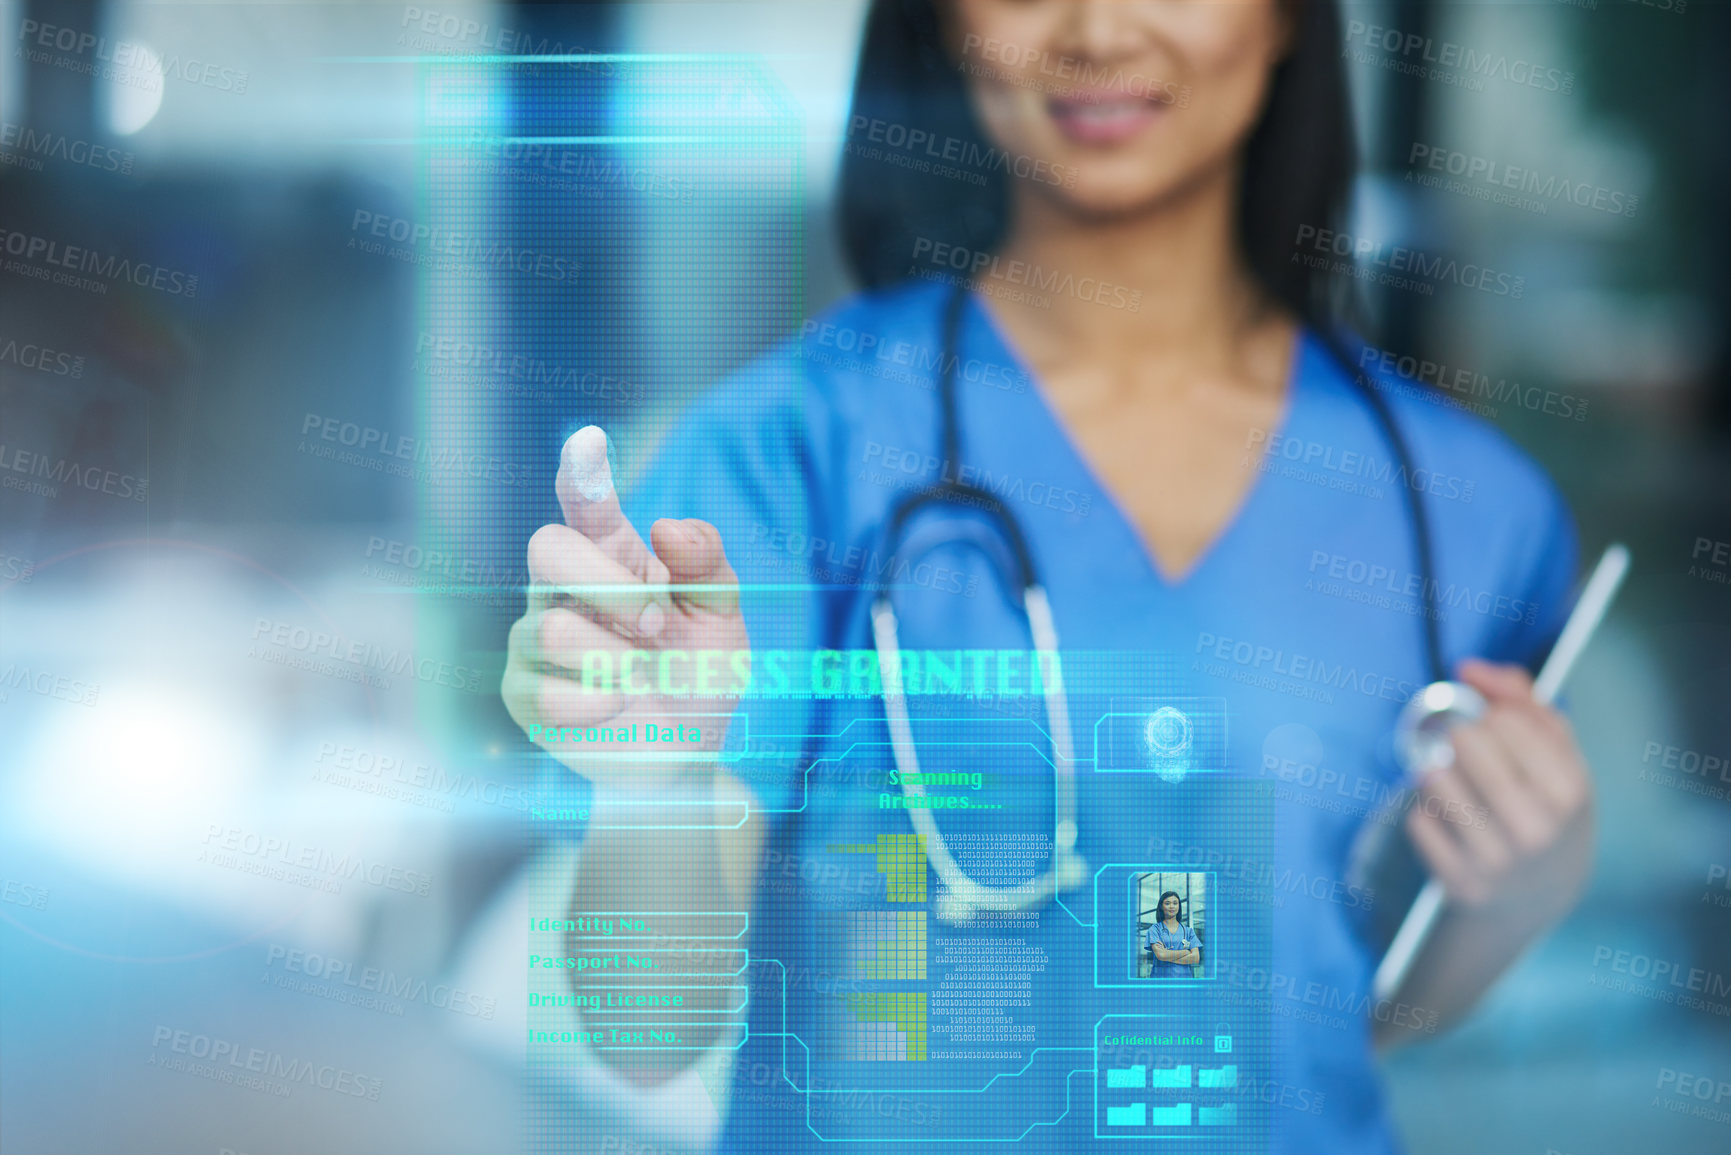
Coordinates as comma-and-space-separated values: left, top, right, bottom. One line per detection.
558, 426, 666, 584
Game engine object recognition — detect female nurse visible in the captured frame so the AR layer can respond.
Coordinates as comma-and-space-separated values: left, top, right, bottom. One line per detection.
1146, 891, 1201, 978
502, 0, 1595, 1149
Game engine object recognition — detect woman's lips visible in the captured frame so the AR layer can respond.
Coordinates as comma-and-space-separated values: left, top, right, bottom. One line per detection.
1046, 92, 1166, 146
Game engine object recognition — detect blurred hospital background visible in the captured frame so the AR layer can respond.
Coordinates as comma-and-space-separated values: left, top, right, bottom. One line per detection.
1, 1, 1728, 1152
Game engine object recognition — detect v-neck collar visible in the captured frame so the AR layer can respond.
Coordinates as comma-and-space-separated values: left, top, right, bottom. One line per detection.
956, 289, 1313, 594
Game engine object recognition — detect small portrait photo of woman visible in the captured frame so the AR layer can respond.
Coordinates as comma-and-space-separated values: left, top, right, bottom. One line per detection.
1133, 872, 1208, 980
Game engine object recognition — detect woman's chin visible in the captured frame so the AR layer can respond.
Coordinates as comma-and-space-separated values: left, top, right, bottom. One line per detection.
1034, 174, 1188, 223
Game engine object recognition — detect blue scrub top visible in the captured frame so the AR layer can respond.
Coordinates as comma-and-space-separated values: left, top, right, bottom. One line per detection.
1145, 921, 1202, 978
622, 280, 1577, 1153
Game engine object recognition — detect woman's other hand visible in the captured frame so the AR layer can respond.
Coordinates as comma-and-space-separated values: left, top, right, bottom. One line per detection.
1405, 659, 1595, 917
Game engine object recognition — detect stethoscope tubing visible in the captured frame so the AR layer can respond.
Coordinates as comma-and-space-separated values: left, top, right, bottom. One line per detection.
871, 285, 1454, 924
870, 589, 1085, 922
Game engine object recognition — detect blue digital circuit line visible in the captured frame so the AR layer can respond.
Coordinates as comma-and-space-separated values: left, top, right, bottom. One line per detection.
749, 716, 1090, 816
589, 714, 1083, 828
590, 797, 751, 832
755, 712, 1063, 758
756, 958, 1092, 1100
754, 1028, 1094, 1144
1054, 887, 1094, 930
797, 1052, 1095, 1144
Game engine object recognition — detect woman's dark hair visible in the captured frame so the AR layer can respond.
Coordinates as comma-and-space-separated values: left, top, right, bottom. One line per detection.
838, 0, 1356, 330
1155, 890, 1185, 923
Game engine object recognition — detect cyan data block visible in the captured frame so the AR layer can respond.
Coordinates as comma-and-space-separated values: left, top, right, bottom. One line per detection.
1198, 1064, 1237, 1088
1105, 1066, 1146, 1089
1148, 1103, 1192, 1127
1199, 1103, 1238, 1126
1149, 1064, 1191, 1088
1105, 1104, 1146, 1128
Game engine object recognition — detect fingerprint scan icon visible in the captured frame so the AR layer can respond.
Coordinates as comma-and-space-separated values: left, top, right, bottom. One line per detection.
1143, 706, 1193, 782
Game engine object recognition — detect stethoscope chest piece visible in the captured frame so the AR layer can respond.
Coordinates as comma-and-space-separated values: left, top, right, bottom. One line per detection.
1393, 680, 1487, 776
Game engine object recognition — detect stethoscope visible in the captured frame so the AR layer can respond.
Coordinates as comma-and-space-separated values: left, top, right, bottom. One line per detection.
867, 285, 1626, 940
868, 286, 1089, 925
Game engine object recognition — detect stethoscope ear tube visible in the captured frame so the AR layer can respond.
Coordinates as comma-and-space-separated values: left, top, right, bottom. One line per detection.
870, 590, 1087, 923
